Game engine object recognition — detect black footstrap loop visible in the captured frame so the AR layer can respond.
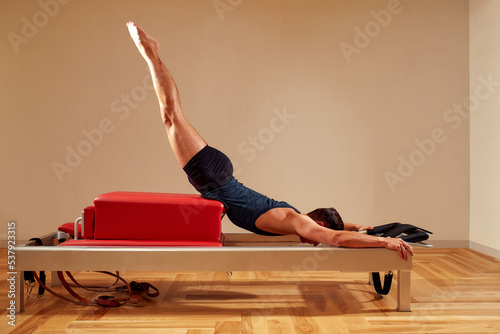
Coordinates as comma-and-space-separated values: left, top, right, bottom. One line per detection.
372, 271, 393, 296
37, 271, 46, 298
25, 238, 46, 298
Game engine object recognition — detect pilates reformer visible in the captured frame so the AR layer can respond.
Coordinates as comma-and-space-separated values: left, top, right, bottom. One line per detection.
13, 192, 413, 313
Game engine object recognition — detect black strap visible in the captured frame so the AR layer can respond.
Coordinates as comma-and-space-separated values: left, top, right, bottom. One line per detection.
25, 238, 45, 297
24, 271, 34, 283
37, 271, 46, 298
371, 271, 393, 295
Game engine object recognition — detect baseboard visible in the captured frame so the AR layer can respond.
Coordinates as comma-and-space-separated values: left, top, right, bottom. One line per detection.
426, 240, 470, 248
469, 241, 500, 260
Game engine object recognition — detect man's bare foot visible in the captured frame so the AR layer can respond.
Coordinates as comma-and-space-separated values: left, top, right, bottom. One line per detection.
126, 22, 160, 63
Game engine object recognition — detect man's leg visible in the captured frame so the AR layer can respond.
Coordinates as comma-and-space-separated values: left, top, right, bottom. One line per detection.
127, 22, 206, 167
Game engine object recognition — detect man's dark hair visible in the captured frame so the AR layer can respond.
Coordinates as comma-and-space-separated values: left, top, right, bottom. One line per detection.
306, 207, 344, 230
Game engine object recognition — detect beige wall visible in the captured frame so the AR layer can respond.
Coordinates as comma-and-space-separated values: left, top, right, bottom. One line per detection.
470, 0, 500, 257
1, 0, 470, 245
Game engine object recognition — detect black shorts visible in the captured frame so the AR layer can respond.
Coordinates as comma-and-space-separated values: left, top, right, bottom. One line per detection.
183, 145, 234, 194
182, 145, 299, 236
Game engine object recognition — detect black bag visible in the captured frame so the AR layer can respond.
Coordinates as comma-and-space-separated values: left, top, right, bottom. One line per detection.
367, 222, 432, 243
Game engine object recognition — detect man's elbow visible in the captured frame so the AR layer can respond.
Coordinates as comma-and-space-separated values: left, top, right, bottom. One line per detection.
330, 232, 349, 247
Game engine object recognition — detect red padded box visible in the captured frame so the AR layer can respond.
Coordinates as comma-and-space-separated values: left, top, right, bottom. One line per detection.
59, 192, 225, 247
93, 192, 224, 242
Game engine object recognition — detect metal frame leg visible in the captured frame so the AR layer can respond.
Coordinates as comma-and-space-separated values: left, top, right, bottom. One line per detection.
397, 269, 411, 312
14, 271, 24, 313
14, 232, 58, 313
51, 271, 61, 286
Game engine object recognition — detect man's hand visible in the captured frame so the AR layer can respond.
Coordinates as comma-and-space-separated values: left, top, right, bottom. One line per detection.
344, 222, 374, 232
384, 237, 414, 260
299, 235, 320, 246
356, 225, 374, 232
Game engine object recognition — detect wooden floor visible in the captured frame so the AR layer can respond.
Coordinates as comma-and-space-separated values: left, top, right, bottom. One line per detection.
1, 248, 500, 334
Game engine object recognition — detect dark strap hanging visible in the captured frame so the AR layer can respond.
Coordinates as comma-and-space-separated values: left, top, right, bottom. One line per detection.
24, 238, 46, 298
371, 271, 393, 296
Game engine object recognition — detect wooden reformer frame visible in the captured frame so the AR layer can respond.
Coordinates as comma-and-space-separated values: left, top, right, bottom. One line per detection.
14, 232, 412, 313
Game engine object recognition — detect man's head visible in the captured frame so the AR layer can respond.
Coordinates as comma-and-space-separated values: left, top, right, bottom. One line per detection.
306, 207, 344, 230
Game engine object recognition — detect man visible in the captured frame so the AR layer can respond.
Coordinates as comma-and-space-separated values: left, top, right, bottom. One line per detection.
126, 22, 413, 260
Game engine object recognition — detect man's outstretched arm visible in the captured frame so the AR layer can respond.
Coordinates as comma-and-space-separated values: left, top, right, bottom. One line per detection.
255, 206, 413, 259
287, 212, 414, 260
